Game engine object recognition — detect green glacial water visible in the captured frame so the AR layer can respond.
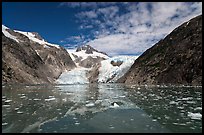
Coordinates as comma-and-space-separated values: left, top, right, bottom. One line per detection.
2, 84, 202, 133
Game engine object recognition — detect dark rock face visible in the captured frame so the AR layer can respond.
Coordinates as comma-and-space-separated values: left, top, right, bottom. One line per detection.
87, 63, 101, 83
2, 28, 76, 84
79, 56, 106, 68
118, 15, 202, 85
111, 60, 123, 67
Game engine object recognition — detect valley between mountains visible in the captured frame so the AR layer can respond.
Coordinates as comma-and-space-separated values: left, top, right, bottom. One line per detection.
2, 15, 202, 86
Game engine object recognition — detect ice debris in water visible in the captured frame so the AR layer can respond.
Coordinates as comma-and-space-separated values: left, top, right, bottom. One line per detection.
188, 112, 202, 120
85, 102, 95, 107
4, 100, 12, 103
45, 98, 56, 101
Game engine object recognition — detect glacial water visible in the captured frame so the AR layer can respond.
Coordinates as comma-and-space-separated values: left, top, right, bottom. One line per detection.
2, 84, 202, 133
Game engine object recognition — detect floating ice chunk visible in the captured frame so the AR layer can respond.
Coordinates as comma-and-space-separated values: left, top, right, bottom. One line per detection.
110, 102, 120, 108
45, 98, 56, 101
177, 97, 193, 101
20, 96, 26, 99
188, 112, 202, 120
85, 102, 95, 107
33, 98, 41, 101
169, 101, 179, 105
4, 100, 12, 103
74, 122, 80, 125
14, 108, 20, 110
187, 101, 196, 104
119, 95, 126, 98
194, 107, 202, 110
2, 123, 8, 126
3, 105, 11, 107
152, 119, 157, 122
17, 111, 23, 114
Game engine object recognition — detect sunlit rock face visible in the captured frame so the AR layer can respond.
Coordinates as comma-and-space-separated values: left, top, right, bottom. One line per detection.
118, 15, 202, 86
2, 25, 76, 84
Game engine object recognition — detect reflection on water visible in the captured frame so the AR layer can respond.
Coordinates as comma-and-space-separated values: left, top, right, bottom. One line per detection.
2, 84, 202, 133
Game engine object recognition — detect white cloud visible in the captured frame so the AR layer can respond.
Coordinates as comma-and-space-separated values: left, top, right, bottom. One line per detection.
76, 10, 98, 19
65, 35, 85, 42
60, 2, 202, 56
59, 2, 117, 9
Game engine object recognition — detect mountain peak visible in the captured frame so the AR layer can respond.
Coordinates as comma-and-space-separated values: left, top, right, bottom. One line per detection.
76, 45, 108, 56
76, 45, 97, 54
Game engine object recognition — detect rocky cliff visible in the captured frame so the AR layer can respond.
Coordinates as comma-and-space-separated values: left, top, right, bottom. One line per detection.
117, 15, 202, 85
2, 25, 76, 84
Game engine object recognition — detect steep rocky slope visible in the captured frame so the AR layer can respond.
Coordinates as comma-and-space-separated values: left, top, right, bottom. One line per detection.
2, 25, 76, 84
117, 15, 202, 85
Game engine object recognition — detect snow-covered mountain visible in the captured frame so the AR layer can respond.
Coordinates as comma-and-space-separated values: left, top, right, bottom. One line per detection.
56, 45, 139, 84
67, 45, 109, 68
2, 24, 139, 84
2, 25, 60, 49
2, 25, 76, 84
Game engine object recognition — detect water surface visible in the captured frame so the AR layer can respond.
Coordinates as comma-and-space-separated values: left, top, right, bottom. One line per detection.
2, 84, 202, 133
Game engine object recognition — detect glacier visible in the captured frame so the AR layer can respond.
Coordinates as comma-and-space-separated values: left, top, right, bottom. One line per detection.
55, 67, 90, 84
55, 55, 139, 84
98, 55, 139, 83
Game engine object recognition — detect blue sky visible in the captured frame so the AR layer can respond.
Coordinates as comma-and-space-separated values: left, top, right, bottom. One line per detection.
2, 2, 202, 56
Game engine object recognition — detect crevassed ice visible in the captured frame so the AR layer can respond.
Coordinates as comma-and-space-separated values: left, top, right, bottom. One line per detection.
55, 67, 90, 84
98, 55, 139, 83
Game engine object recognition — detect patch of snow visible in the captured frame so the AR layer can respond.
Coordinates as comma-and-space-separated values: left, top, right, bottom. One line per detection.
2, 25, 19, 42
66, 49, 109, 61
14, 30, 60, 49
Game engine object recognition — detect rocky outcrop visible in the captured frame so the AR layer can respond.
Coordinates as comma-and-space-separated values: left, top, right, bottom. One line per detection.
2, 26, 76, 84
117, 15, 202, 85
87, 63, 101, 83
111, 60, 123, 67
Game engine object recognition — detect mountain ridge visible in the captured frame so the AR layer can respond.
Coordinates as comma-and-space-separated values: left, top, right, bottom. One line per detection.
2, 25, 76, 84
117, 15, 202, 85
